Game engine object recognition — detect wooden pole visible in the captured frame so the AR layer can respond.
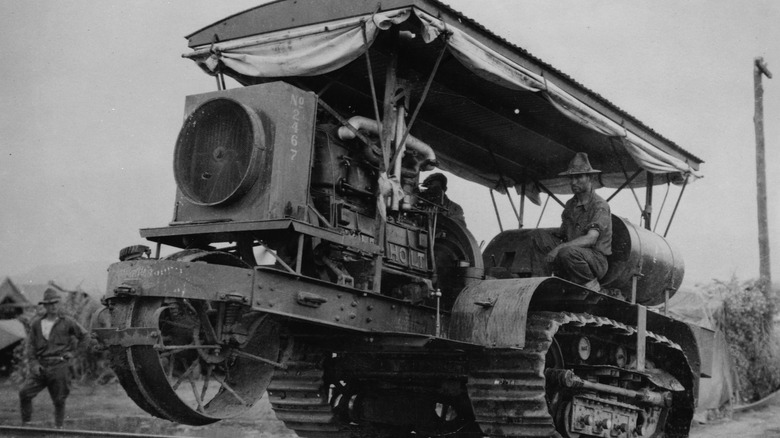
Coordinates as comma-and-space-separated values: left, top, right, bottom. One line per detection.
753, 57, 773, 292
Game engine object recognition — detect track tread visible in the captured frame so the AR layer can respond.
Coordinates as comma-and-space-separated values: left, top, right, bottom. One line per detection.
268, 349, 351, 438
467, 311, 693, 438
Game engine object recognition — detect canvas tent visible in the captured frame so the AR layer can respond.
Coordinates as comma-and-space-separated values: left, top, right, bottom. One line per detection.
666, 288, 737, 421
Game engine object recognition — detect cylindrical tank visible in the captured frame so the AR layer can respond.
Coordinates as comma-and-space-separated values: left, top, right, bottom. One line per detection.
481, 216, 684, 306
601, 216, 684, 306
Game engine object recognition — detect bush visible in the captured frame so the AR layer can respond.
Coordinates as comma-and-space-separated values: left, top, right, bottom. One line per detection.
706, 276, 780, 402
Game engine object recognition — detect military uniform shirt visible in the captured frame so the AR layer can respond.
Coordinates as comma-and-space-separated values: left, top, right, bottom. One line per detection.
560, 192, 612, 256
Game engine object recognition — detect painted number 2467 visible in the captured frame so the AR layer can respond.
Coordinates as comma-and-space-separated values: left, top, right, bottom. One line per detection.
290, 94, 304, 161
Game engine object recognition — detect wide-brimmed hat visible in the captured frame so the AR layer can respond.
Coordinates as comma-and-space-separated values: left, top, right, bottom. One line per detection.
39, 288, 61, 305
558, 152, 601, 176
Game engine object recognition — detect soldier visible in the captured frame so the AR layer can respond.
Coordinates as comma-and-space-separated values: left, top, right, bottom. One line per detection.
544, 152, 612, 291
420, 173, 466, 225
19, 287, 87, 428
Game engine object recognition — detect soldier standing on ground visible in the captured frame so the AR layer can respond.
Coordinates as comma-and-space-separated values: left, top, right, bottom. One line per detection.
19, 287, 87, 428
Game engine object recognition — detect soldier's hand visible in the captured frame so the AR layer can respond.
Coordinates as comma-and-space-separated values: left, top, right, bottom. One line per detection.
545, 247, 560, 264
29, 361, 42, 376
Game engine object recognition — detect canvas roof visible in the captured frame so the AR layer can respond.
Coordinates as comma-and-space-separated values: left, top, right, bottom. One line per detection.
183, 0, 702, 200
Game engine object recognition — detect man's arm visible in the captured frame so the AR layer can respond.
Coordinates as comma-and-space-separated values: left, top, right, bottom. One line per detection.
545, 229, 600, 263
25, 321, 42, 375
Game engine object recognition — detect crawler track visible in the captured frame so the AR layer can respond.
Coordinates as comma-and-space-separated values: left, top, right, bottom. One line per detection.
268, 346, 351, 438
467, 311, 693, 438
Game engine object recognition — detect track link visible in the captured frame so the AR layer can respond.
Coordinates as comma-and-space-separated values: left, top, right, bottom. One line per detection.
467, 313, 558, 437
268, 353, 351, 438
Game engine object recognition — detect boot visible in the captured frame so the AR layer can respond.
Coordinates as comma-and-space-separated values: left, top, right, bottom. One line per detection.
54, 402, 65, 428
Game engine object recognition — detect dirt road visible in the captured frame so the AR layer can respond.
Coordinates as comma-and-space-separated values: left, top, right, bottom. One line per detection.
0, 378, 778, 437
690, 393, 780, 438
0, 380, 294, 437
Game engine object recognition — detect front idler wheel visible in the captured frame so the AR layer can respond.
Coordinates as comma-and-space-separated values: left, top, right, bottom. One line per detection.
111, 298, 281, 425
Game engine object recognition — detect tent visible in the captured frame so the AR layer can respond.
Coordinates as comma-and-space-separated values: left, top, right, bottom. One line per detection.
666, 287, 736, 421
0, 319, 26, 351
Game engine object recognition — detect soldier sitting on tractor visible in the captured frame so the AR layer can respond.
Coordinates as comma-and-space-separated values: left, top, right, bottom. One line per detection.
535, 153, 613, 291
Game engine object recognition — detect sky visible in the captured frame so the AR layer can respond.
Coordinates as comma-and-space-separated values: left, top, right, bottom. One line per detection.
0, 0, 778, 291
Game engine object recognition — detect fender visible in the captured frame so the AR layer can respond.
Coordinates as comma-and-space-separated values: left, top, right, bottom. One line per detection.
448, 276, 712, 379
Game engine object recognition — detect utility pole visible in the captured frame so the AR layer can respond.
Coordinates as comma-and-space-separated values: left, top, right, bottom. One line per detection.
753, 57, 772, 294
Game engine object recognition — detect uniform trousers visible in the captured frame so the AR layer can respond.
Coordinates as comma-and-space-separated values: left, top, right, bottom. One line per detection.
19, 361, 70, 427
532, 230, 608, 285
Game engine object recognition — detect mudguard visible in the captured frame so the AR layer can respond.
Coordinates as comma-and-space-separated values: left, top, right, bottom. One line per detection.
448, 276, 712, 378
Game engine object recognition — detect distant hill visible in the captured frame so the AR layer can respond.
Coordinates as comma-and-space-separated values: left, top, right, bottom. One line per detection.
8, 260, 112, 298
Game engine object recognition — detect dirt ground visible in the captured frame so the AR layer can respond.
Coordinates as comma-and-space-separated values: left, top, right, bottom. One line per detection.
689, 394, 780, 438
0, 378, 295, 437
0, 377, 777, 437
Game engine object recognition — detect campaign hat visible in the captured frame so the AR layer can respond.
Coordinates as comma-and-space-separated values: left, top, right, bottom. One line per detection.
39, 288, 61, 305
558, 152, 601, 176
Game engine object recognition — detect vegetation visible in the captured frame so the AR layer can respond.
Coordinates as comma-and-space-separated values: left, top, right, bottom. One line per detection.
702, 276, 780, 402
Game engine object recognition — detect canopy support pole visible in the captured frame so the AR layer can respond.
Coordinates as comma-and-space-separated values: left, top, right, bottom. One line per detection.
362, 24, 384, 155
610, 139, 645, 215
653, 182, 671, 233
536, 194, 551, 228
663, 177, 688, 238
518, 183, 526, 229
606, 169, 643, 202
644, 173, 654, 230
535, 181, 565, 208
394, 39, 448, 168
380, 28, 400, 172
489, 189, 503, 232
504, 183, 520, 224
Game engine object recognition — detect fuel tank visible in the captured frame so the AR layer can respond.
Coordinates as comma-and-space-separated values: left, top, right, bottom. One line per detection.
481, 215, 684, 305
602, 215, 684, 305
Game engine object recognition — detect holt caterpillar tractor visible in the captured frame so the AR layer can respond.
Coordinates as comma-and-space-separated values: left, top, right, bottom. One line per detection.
95, 1, 713, 437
